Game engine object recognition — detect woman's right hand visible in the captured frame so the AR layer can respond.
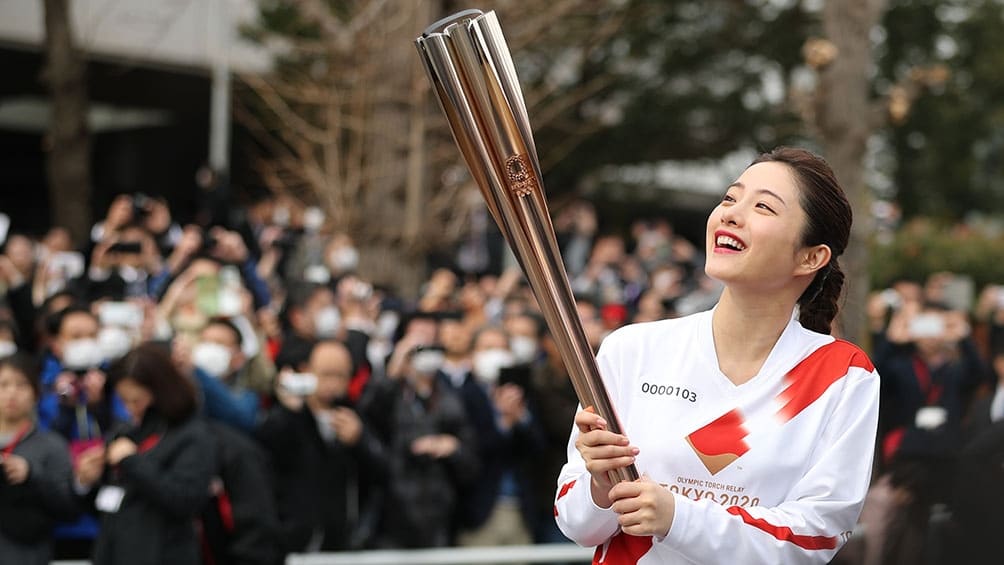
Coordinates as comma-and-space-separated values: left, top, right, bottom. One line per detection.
574, 407, 639, 508
75, 445, 106, 488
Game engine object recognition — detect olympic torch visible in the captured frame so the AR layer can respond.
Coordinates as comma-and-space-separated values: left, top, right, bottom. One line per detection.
415, 9, 639, 484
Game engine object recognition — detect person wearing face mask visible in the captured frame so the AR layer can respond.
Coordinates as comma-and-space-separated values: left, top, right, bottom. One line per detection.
455, 325, 547, 552
257, 340, 387, 554
358, 330, 479, 549
275, 283, 341, 372
324, 233, 360, 281
187, 317, 263, 433
38, 305, 130, 442
36, 304, 130, 559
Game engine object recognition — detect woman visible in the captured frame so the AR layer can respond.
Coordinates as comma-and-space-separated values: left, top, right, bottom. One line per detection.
555, 147, 880, 564
0, 353, 77, 565
75, 342, 215, 565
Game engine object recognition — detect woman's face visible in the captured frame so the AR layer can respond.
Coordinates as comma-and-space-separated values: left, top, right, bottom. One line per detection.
115, 377, 153, 426
704, 162, 812, 291
0, 367, 35, 423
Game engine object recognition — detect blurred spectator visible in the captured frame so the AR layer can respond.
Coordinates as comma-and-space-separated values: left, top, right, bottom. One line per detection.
187, 317, 263, 433
201, 419, 284, 565
275, 282, 339, 371
360, 314, 479, 549
554, 200, 597, 279
455, 325, 546, 549
73, 343, 215, 565
0, 353, 78, 565
257, 340, 387, 553
38, 305, 129, 443
864, 296, 992, 563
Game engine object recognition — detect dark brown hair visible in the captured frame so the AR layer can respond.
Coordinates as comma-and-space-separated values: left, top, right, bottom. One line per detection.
752, 147, 852, 334
107, 342, 197, 427
0, 353, 41, 400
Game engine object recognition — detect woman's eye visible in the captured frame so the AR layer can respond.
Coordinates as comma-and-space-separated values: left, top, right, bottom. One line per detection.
722, 194, 736, 203
756, 202, 775, 213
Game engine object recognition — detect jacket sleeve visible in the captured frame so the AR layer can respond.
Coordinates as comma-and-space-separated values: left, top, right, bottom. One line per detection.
118, 421, 215, 520
24, 434, 80, 521
194, 368, 259, 432
655, 367, 880, 564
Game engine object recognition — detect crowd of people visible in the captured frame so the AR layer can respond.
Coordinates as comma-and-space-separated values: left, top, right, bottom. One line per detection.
0, 189, 1001, 564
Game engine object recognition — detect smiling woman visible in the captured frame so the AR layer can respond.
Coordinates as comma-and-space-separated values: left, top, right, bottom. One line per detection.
555, 147, 880, 565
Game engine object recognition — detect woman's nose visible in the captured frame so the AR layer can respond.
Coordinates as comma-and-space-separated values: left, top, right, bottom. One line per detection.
720, 206, 741, 226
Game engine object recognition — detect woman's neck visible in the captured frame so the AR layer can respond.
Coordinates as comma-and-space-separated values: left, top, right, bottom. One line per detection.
0, 416, 30, 434
712, 287, 798, 385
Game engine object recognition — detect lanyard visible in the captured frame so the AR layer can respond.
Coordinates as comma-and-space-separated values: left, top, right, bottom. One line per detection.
912, 356, 943, 406
1, 422, 31, 457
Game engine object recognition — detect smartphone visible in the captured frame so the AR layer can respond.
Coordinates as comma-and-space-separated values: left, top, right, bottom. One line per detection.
281, 372, 318, 396
196, 275, 220, 317
909, 313, 945, 339
498, 365, 532, 390
49, 251, 85, 280
99, 301, 144, 329
108, 241, 143, 255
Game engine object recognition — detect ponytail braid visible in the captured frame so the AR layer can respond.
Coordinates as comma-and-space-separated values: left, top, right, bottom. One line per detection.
798, 260, 845, 335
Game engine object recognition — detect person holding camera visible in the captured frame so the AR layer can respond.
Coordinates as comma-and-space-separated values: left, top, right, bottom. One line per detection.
38, 305, 129, 443
256, 339, 388, 553
35, 304, 130, 561
0, 353, 78, 565
359, 312, 480, 549
863, 299, 992, 563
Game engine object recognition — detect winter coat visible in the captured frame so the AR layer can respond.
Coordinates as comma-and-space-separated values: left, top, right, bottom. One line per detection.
90, 413, 215, 565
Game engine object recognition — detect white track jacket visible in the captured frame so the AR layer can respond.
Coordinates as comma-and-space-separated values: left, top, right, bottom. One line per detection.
555, 309, 880, 564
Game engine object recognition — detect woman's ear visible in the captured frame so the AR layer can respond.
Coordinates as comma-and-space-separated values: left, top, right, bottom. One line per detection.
796, 244, 832, 277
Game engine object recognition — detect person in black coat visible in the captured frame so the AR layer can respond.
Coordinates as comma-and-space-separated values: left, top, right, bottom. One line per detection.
0, 354, 78, 565
257, 339, 388, 553
201, 420, 284, 565
73, 343, 215, 565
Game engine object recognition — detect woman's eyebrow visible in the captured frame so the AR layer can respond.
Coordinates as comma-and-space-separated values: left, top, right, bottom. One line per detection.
728, 182, 787, 207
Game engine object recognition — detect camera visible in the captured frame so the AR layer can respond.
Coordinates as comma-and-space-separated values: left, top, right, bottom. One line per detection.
107, 241, 143, 255
132, 193, 153, 218
280, 372, 318, 396
909, 313, 945, 339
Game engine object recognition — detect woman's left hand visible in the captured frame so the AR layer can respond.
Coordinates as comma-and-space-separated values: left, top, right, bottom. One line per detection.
106, 438, 138, 465
609, 475, 676, 538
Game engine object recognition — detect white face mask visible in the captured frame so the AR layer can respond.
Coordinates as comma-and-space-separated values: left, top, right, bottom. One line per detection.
0, 340, 17, 358
98, 326, 134, 361
329, 247, 359, 273
510, 336, 539, 364
473, 348, 515, 385
303, 206, 325, 233
62, 338, 104, 371
192, 342, 233, 378
313, 306, 341, 338
272, 206, 290, 227
412, 349, 445, 375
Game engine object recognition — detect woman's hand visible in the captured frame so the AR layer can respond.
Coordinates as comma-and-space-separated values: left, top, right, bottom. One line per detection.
574, 407, 639, 508
106, 438, 138, 465
1, 454, 30, 485
75, 445, 106, 488
609, 475, 676, 538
